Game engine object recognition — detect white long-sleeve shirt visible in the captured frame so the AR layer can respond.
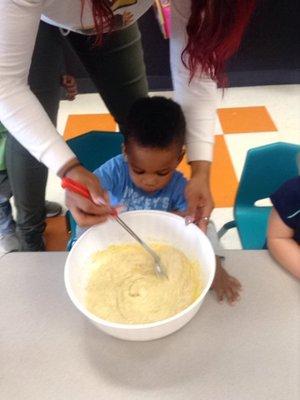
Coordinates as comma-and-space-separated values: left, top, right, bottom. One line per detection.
0, 0, 217, 175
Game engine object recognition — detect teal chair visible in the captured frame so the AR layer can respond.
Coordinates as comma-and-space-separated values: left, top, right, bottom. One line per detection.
65, 131, 124, 250
218, 142, 300, 249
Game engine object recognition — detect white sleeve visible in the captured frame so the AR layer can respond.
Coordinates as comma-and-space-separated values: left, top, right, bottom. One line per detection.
170, 0, 218, 162
0, 0, 76, 174
206, 221, 225, 258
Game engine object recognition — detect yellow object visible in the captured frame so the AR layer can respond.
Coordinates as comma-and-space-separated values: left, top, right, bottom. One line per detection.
85, 243, 202, 324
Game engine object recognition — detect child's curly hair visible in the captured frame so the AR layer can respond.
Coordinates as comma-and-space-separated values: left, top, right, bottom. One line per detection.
124, 97, 186, 149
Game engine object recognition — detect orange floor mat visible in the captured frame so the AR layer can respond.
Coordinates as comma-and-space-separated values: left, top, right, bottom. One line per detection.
63, 114, 117, 140
177, 136, 237, 207
217, 106, 277, 134
210, 135, 238, 206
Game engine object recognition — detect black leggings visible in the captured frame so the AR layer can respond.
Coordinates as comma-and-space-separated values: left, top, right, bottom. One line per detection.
5, 21, 148, 250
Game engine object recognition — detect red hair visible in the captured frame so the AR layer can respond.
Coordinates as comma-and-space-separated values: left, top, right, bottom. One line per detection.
84, 0, 256, 84
183, 0, 256, 85
81, 0, 113, 45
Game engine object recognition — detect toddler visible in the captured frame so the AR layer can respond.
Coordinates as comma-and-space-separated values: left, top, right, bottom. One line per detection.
0, 123, 18, 253
267, 176, 300, 278
77, 97, 241, 303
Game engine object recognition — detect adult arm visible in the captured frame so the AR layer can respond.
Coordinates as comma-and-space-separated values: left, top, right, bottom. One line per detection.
0, 0, 75, 172
0, 1, 111, 224
170, 0, 218, 230
267, 208, 300, 279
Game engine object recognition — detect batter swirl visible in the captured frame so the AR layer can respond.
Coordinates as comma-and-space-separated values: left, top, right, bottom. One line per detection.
85, 243, 202, 324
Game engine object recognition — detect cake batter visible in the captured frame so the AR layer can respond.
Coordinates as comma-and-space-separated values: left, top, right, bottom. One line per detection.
85, 243, 202, 324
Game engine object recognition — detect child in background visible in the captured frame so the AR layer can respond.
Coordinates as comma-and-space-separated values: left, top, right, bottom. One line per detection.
77, 96, 241, 303
0, 122, 18, 253
267, 176, 300, 279
61, 74, 78, 101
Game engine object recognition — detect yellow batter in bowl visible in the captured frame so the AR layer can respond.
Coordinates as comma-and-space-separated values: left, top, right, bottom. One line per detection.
85, 243, 202, 324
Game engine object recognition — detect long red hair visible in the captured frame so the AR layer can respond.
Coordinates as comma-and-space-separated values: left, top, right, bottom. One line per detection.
84, 0, 256, 84
183, 0, 256, 84
81, 0, 113, 45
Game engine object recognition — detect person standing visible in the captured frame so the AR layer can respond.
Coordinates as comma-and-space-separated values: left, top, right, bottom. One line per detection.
0, 0, 256, 250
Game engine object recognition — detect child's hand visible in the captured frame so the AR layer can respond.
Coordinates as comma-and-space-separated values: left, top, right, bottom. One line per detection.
61, 74, 78, 101
211, 258, 242, 304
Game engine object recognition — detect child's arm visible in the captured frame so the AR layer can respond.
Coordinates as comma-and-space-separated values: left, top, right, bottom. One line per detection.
211, 256, 241, 304
206, 222, 241, 304
61, 75, 78, 101
267, 208, 300, 279
171, 178, 242, 304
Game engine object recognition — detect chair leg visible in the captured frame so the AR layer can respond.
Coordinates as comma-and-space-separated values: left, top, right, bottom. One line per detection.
65, 211, 74, 251
218, 220, 237, 239
65, 211, 71, 233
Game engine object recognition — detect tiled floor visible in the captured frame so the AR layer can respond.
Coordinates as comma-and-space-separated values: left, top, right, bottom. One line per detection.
45, 84, 300, 251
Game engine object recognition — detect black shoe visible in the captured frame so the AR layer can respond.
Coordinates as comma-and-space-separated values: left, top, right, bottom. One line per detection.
45, 201, 62, 218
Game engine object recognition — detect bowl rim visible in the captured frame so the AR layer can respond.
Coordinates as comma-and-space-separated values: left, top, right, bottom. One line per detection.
65, 210, 216, 330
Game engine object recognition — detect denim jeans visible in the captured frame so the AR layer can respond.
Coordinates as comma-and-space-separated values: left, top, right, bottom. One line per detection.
0, 171, 15, 236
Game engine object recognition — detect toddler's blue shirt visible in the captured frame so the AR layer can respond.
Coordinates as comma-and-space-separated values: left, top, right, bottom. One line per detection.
271, 176, 300, 243
93, 154, 187, 212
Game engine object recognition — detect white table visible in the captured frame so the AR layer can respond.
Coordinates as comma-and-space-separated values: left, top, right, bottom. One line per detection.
0, 251, 299, 400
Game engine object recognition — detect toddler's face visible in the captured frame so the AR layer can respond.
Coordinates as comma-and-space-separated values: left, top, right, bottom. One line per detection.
125, 142, 183, 194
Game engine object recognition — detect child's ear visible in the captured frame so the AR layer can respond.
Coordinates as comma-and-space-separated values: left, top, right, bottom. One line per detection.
177, 147, 185, 164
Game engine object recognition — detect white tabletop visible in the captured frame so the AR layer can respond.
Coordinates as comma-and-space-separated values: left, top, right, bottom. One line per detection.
0, 251, 299, 400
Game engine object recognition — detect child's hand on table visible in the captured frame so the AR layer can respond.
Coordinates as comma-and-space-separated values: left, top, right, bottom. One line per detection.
177, 211, 242, 305
211, 257, 242, 304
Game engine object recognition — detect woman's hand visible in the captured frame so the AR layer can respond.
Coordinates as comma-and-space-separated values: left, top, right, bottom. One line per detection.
62, 163, 112, 227
185, 160, 214, 233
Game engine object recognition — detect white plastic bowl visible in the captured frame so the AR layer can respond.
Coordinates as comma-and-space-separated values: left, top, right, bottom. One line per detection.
65, 211, 216, 341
